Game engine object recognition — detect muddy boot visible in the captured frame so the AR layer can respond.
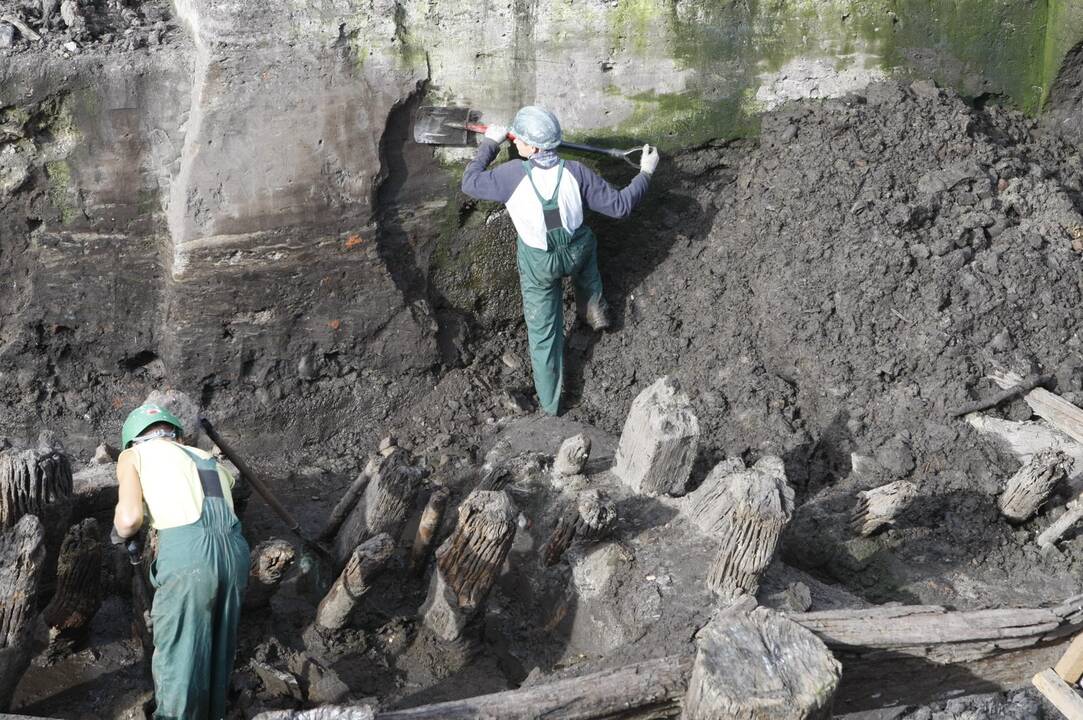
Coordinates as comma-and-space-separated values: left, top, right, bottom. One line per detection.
583, 295, 610, 331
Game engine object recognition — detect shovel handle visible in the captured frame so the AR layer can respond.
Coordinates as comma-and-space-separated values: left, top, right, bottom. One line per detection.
457, 122, 644, 168
200, 418, 303, 534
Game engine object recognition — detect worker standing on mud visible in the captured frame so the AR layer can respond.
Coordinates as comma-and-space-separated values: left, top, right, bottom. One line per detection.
112, 403, 249, 720
462, 105, 659, 415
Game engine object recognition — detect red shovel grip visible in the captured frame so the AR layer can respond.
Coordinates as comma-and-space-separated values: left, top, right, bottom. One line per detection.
465, 122, 516, 141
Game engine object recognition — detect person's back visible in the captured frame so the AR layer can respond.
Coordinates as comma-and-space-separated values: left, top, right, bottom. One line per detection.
113, 404, 249, 720
461, 105, 659, 414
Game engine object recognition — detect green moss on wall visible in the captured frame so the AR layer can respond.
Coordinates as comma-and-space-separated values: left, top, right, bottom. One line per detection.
45, 160, 77, 226
1041, 0, 1083, 107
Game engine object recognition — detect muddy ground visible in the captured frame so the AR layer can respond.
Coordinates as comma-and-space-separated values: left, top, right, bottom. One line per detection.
7, 79, 1083, 718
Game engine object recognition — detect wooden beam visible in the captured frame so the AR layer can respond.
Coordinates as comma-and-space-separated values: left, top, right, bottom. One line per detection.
1056, 634, 1083, 684
990, 371, 1083, 445
1033, 668, 1083, 720
376, 655, 692, 720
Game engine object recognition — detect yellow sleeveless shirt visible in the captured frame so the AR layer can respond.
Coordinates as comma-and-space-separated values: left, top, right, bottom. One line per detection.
130, 439, 236, 530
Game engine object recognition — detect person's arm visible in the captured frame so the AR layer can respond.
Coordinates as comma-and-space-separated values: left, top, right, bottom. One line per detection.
113, 449, 145, 538
461, 136, 521, 203
573, 163, 651, 219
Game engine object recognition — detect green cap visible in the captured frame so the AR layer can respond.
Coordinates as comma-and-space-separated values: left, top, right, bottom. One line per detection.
121, 403, 184, 449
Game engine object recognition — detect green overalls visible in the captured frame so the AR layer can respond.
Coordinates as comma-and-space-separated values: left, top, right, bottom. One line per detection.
150, 447, 249, 720
516, 160, 605, 415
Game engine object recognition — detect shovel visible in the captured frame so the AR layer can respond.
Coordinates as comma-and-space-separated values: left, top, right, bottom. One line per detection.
413, 105, 645, 168
200, 417, 335, 570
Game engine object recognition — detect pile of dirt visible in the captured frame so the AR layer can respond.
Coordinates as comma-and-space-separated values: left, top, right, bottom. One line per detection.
535, 80, 1083, 607
0, 0, 177, 54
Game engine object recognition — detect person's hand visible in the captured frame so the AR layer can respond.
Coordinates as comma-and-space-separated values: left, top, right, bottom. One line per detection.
640, 144, 659, 175
484, 124, 508, 144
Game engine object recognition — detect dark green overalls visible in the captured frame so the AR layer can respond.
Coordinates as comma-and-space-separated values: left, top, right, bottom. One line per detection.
515, 160, 605, 415
150, 446, 249, 720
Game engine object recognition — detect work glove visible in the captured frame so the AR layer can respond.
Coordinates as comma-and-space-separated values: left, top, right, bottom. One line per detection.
111, 526, 144, 566
483, 124, 508, 144
640, 144, 659, 175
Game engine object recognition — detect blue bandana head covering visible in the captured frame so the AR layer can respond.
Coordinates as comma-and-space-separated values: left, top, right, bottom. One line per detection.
511, 105, 562, 150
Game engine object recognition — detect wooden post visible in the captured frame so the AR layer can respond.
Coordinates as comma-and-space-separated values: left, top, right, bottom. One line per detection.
420, 491, 517, 641
541, 489, 617, 567
1039, 499, 1083, 550
989, 371, 1083, 445
1033, 668, 1083, 719
851, 480, 917, 536
613, 376, 700, 496
0, 514, 47, 711
998, 449, 1073, 523
410, 486, 450, 574
0, 447, 73, 590
553, 434, 591, 478
315, 533, 395, 631
686, 457, 794, 600
318, 470, 371, 543
244, 539, 297, 610
683, 606, 840, 720
1055, 633, 1083, 684
42, 518, 102, 656
334, 448, 425, 567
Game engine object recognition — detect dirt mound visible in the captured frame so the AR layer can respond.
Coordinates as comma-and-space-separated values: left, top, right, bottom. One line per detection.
0, 0, 177, 54
562, 80, 1083, 604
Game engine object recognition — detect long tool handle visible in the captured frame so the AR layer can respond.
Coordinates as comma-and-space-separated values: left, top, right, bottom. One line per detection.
201, 415, 316, 545
456, 122, 642, 166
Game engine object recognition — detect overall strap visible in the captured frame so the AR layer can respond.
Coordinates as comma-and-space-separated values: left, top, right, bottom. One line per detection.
175, 445, 225, 499
522, 160, 565, 207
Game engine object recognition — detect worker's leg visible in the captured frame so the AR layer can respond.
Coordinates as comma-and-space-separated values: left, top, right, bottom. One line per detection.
569, 227, 608, 330
151, 529, 217, 720
206, 500, 250, 719
517, 238, 565, 415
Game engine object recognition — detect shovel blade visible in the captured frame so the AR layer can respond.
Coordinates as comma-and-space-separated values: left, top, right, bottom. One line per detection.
413, 106, 477, 145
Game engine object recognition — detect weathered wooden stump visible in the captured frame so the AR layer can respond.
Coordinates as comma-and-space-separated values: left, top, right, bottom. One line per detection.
42, 518, 102, 656
316, 533, 394, 632
0, 514, 47, 711
682, 606, 840, 720
998, 448, 1073, 523
410, 485, 450, 573
420, 491, 517, 641
541, 489, 617, 567
334, 448, 425, 567
245, 539, 297, 610
0, 446, 74, 586
686, 456, 794, 601
553, 434, 591, 478
851, 480, 917, 536
613, 376, 699, 496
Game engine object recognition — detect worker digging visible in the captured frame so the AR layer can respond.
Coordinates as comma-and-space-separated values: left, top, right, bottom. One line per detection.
113, 404, 249, 720
3, 1, 1083, 719
461, 106, 659, 416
